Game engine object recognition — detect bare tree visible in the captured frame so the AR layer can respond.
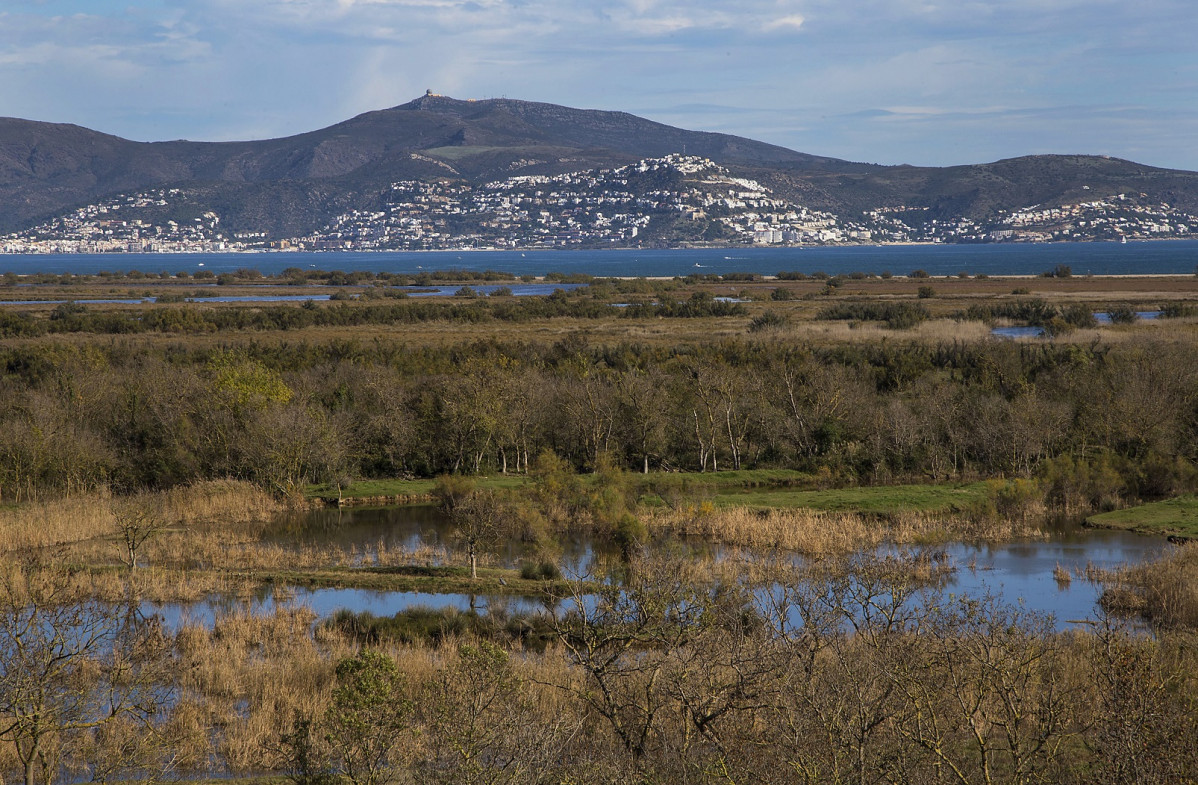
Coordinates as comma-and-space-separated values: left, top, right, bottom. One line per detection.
547, 556, 702, 761
0, 562, 171, 785
419, 641, 559, 785
111, 500, 170, 571
446, 487, 507, 581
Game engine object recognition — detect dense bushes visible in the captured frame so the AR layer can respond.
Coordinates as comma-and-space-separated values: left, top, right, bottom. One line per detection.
2, 334, 1198, 510
817, 301, 929, 329
0, 289, 753, 337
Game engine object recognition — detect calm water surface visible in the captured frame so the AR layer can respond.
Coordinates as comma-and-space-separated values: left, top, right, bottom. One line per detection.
150, 504, 1172, 631
6, 241, 1198, 277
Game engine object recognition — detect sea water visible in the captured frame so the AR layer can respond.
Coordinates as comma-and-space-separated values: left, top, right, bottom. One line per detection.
4, 240, 1198, 278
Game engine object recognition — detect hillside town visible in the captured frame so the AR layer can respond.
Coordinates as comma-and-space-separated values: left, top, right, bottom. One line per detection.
3, 155, 1197, 253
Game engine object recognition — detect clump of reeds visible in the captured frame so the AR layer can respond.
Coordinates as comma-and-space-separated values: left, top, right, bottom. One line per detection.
1098, 543, 1198, 628
1054, 562, 1073, 585
174, 606, 348, 774
160, 479, 281, 527
645, 504, 1042, 557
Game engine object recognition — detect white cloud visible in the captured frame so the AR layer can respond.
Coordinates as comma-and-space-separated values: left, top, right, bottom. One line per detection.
764, 14, 805, 32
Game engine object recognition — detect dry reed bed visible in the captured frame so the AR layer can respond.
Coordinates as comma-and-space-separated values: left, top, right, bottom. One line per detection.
174, 607, 351, 772
0, 479, 281, 553
160, 605, 590, 777
647, 505, 1044, 556
1098, 542, 1198, 627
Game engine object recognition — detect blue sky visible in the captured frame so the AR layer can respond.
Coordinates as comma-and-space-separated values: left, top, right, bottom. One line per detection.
2, 0, 1196, 170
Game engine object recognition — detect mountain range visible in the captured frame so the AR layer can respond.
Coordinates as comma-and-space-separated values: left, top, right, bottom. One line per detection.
3, 92, 1198, 240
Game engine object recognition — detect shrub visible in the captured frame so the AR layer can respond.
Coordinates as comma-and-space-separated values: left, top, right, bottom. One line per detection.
1061, 304, 1098, 328
519, 561, 562, 581
1038, 452, 1128, 513
1042, 317, 1074, 337
818, 302, 929, 329
917, 286, 936, 299
749, 311, 790, 332
1107, 305, 1139, 324
909, 269, 930, 279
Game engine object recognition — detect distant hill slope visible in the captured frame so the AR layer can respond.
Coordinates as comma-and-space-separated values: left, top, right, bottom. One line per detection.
3, 94, 1198, 237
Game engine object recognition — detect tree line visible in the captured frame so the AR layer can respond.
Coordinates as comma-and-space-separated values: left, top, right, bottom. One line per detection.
1, 334, 1196, 507
0, 290, 749, 338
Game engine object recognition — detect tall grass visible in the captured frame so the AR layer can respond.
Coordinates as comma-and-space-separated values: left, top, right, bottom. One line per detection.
0, 479, 280, 553
1099, 543, 1198, 628
647, 504, 1043, 556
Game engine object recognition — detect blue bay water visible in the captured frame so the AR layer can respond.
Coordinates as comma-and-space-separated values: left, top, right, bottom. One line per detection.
5, 240, 1198, 277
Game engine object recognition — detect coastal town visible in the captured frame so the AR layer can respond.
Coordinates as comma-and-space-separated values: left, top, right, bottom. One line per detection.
3, 155, 1197, 254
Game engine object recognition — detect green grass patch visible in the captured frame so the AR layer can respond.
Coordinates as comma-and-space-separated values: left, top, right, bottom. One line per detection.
311, 471, 981, 517
308, 475, 528, 501
712, 482, 992, 513
261, 563, 572, 596
311, 469, 810, 502
326, 606, 558, 650
1086, 496, 1198, 539
643, 468, 813, 490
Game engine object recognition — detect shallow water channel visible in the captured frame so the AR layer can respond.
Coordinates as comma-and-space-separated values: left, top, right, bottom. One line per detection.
146, 504, 1170, 630
992, 311, 1163, 338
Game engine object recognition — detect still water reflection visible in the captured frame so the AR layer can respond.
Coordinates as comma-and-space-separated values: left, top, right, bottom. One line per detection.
152, 504, 1170, 630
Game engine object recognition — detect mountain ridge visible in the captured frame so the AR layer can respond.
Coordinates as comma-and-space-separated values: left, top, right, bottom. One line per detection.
3, 94, 1198, 240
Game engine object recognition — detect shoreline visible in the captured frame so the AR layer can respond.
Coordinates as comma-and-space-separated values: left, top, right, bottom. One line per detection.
5, 235, 1198, 258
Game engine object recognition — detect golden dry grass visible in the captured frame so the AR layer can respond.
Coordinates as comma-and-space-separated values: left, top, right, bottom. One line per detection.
0, 479, 280, 553
1099, 542, 1198, 628
647, 504, 1044, 556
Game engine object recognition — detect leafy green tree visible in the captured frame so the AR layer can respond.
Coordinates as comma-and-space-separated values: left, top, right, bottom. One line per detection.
207, 350, 293, 416
324, 650, 412, 785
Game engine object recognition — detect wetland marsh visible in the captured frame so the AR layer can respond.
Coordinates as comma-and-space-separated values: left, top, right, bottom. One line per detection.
5, 265, 1198, 784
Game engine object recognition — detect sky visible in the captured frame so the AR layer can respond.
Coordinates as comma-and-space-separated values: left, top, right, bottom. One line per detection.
1, 0, 1196, 170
